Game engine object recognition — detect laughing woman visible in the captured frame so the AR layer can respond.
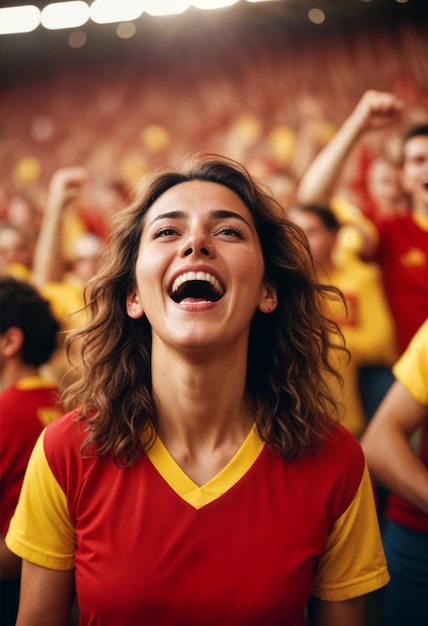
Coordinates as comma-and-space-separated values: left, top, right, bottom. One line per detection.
6, 154, 389, 626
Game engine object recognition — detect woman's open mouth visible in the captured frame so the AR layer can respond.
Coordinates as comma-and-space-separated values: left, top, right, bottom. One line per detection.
170, 271, 225, 303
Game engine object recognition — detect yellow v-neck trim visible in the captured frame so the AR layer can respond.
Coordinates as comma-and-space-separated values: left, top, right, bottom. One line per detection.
146, 424, 265, 509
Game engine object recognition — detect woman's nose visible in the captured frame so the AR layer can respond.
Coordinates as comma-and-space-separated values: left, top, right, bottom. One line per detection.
180, 231, 213, 258
184, 245, 210, 257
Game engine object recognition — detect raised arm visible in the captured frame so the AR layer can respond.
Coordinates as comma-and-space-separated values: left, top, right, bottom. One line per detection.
31, 166, 90, 289
360, 380, 428, 515
297, 90, 404, 206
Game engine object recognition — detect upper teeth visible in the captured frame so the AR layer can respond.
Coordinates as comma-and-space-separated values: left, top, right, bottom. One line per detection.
171, 271, 223, 295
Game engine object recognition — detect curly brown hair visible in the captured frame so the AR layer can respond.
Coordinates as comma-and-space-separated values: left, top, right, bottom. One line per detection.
62, 154, 347, 466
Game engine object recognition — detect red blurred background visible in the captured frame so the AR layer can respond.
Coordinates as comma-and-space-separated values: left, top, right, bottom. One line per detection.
1, 0, 427, 195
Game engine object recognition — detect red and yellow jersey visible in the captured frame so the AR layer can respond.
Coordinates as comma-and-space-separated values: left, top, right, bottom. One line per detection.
387, 318, 428, 532
368, 212, 428, 356
330, 197, 428, 356
0, 376, 62, 536
7, 413, 389, 625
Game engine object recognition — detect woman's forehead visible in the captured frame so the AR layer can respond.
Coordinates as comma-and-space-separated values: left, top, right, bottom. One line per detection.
145, 179, 253, 220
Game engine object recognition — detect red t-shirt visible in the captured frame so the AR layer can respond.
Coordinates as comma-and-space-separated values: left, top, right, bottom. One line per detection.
0, 377, 61, 535
7, 413, 389, 625
368, 212, 428, 355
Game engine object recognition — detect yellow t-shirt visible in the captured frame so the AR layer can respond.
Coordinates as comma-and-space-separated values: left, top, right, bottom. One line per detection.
323, 252, 397, 437
393, 318, 428, 407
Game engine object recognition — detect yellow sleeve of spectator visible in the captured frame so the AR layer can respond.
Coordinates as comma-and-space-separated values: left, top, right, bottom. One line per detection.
393, 319, 428, 407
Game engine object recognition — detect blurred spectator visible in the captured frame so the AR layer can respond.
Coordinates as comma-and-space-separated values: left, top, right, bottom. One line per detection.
361, 319, 428, 626
289, 203, 397, 437
298, 90, 428, 357
65, 232, 106, 289
32, 166, 123, 289
6, 192, 43, 236
0, 222, 35, 280
0, 276, 62, 626
30, 167, 108, 383
77, 177, 130, 242
263, 170, 297, 211
0, 168, 110, 384
31, 166, 92, 287
364, 157, 408, 219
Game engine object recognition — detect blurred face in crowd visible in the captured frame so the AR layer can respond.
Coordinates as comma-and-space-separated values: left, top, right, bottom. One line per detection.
71, 234, 105, 285
0, 225, 34, 273
264, 173, 297, 212
400, 135, 428, 211
367, 159, 407, 215
288, 210, 336, 271
7, 195, 42, 234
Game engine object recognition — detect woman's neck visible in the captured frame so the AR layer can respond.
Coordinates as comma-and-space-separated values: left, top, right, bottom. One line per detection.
150, 344, 253, 485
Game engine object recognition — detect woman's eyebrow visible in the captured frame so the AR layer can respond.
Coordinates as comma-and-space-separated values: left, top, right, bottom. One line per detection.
210, 209, 252, 228
150, 210, 185, 225
149, 209, 252, 229
147, 210, 185, 229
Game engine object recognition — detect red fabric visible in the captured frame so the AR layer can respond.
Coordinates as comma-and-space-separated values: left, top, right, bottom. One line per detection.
0, 383, 60, 535
367, 212, 428, 355
44, 413, 365, 626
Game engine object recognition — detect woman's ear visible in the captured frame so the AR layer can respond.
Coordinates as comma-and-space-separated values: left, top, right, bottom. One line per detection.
126, 290, 144, 319
258, 283, 278, 314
